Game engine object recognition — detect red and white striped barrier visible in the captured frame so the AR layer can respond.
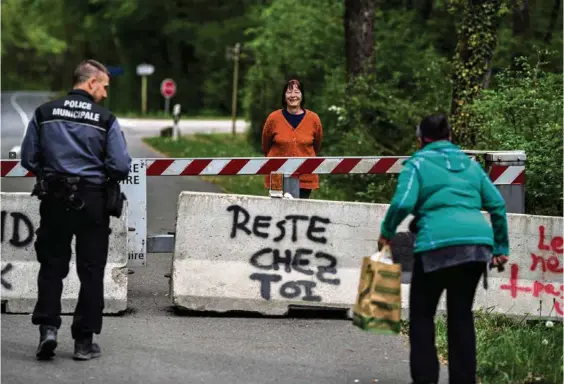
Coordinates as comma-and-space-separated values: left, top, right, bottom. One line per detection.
488, 165, 525, 185
1, 160, 32, 177
1, 157, 525, 185
144, 157, 406, 177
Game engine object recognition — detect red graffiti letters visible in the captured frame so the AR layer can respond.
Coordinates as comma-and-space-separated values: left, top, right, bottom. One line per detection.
499, 225, 564, 317
531, 225, 563, 273
500, 264, 564, 315
530, 254, 563, 273
537, 225, 563, 254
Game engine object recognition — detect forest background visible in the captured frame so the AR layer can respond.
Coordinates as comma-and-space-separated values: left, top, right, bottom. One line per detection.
2, 0, 562, 216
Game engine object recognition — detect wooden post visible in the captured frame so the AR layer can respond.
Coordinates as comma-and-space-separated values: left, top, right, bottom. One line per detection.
141, 75, 147, 115
231, 43, 240, 136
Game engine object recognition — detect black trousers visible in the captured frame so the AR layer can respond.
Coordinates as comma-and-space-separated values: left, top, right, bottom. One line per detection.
31, 185, 110, 340
409, 256, 485, 384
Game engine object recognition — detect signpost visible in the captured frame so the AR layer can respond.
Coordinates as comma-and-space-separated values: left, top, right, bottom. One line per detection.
136, 63, 155, 115
106, 66, 124, 110
119, 159, 147, 267
172, 104, 181, 141
160, 78, 177, 115
228, 43, 240, 136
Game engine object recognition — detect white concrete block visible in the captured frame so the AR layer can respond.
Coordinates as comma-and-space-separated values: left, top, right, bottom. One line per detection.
1, 193, 129, 314
171, 192, 563, 320
171, 192, 411, 315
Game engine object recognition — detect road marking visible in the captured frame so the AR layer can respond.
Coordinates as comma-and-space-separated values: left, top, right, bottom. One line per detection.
9, 92, 30, 157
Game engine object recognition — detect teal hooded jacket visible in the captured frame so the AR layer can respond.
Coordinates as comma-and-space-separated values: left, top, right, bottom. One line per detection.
380, 141, 509, 256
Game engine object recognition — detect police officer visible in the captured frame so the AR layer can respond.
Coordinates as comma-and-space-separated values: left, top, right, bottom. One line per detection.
21, 59, 132, 361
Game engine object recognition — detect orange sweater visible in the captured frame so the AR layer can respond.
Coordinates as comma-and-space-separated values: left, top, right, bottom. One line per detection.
261, 109, 323, 189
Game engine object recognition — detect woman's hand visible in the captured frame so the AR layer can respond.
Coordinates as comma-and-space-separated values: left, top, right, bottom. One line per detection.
378, 235, 390, 250
490, 255, 508, 271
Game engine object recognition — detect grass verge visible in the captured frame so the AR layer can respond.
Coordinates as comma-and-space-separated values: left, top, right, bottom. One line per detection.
400, 310, 563, 384
143, 133, 350, 200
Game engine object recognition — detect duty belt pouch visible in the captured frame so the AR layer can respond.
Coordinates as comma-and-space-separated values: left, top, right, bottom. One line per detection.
41, 176, 85, 210
106, 181, 126, 218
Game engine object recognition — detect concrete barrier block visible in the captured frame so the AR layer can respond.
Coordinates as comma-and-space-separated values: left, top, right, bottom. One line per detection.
1, 193, 129, 314
171, 192, 411, 315
476, 213, 563, 319
171, 192, 563, 320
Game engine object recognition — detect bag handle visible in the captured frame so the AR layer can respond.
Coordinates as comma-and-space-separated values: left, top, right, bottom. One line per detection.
370, 244, 393, 263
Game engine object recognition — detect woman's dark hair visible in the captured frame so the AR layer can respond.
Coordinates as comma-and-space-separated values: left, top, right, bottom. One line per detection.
281, 79, 305, 108
417, 114, 451, 142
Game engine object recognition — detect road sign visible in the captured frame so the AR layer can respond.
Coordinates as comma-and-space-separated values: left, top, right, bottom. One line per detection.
136, 63, 154, 76
119, 159, 147, 267
107, 66, 124, 76
160, 79, 177, 99
137, 63, 154, 115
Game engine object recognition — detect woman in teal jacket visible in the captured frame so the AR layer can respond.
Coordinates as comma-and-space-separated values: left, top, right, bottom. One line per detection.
379, 114, 509, 384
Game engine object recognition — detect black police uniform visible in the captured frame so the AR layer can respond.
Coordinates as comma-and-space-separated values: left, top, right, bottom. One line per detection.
20, 89, 131, 360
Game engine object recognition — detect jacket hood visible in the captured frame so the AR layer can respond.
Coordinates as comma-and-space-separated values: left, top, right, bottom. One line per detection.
412, 140, 470, 172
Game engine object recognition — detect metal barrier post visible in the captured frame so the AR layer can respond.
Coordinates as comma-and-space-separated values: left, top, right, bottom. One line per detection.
269, 172, 283, 198
282, 175, 300, 198
172, 104, 181, 141
268, 172, 300, 198
486, 151, 526, 214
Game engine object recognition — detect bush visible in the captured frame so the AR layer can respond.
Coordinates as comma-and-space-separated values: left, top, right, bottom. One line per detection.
465, 54, 563, 216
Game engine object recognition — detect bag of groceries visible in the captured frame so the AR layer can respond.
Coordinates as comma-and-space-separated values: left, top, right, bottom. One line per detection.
352, 245, 402, 335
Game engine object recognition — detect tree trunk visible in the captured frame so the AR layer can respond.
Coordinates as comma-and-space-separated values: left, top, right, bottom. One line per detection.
418, 0, 434, 21
545, 0, 561, 43
450, 0, 503, 149
344, 0, 375, 77
512, 0, 529, 36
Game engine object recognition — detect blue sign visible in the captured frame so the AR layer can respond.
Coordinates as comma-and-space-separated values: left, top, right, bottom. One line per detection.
107, 66, 124, 76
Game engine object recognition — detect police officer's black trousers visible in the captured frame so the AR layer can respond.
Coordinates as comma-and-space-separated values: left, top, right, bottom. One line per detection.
409, 257, 485, 384
31, 185, 110, 340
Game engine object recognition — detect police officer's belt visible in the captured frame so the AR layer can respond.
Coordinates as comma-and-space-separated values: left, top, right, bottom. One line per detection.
32, 175, 85, 210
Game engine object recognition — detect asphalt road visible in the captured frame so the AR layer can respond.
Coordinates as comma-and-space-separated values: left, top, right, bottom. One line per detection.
1, 91, 448, 383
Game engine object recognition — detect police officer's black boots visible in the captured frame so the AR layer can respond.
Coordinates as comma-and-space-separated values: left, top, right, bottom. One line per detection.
36, 325, 58, 360
73, 335, 101, 361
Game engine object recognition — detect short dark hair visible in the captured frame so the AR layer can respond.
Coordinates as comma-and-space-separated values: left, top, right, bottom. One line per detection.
72, 59, 110, 86
281, 78, 305, 108
417, 114, 451, 142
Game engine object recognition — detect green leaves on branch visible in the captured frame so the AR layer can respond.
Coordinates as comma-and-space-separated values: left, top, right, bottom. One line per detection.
1, 0, 67, 56
463, 53, 563, 216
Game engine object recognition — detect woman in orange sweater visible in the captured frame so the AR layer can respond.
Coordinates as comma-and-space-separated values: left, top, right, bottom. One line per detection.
261, 79, 323, 199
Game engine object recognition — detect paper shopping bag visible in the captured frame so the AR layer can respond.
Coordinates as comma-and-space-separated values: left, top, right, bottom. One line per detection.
352, 245, 402, 335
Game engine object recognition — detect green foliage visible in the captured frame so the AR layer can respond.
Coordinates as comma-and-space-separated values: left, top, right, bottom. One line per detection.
493, 2, 563, 74
316, 9, 453, 203
464, 54, 563, 216
4, 0, 563, 214
401, 311, 563, 384
436, 311, 563, 384
1, 0, 257, 115
1, 0, 68, 90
